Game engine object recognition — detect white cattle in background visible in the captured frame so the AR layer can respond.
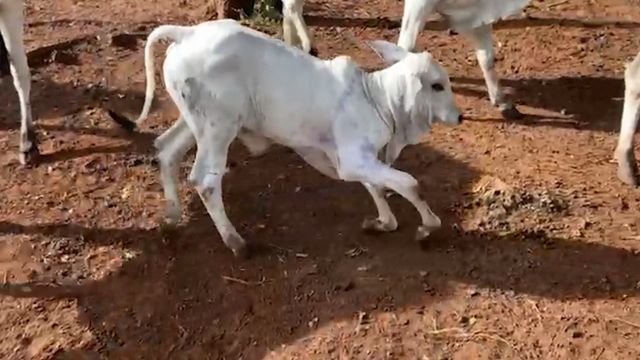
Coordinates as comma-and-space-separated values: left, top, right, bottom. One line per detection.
398, 0, 530, 120
272, 0, 529, 119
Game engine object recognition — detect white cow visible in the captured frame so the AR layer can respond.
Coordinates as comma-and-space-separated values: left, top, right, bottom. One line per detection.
0, 0, 37, 164
112, 19, 462, 257
615, 51, 640, 186
398, 0, 529, 119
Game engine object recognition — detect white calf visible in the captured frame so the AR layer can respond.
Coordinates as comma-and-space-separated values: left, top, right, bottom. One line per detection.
121, 19, 462, 257
0, 0, 37, 164
398, 0, 529, 119
615, 51, 640, 186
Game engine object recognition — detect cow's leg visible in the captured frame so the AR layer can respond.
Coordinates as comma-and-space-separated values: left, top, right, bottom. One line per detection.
615, 59, 640, 186
465, 24, 523, 120
397, 0, 435, 51
361, 182, 398, 233
0, 4, 38, 164
155, 117, 196, 224
282, 14, 301, 48
283, 1, 315, 54
336, 148, 440, 241
188, 123, 247, 257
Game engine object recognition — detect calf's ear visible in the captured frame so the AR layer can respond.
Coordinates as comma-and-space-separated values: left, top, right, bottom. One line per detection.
368, 40, 409, 64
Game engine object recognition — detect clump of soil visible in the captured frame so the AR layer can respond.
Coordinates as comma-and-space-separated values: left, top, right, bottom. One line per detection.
465, 176, 569, 232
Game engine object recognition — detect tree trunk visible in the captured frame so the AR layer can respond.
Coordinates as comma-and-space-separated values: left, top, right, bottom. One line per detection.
215, 0, 256, 19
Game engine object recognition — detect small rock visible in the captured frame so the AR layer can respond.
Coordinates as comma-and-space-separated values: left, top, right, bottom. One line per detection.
468, 289, 481, 297
308, 317, 319, 329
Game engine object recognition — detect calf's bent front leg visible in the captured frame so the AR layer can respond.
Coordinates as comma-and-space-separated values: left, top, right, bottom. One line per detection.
361, 182, 398, 233
336, 145, 440, 241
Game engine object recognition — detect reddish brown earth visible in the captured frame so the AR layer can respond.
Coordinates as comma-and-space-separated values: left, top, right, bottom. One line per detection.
1, 0, 640, 359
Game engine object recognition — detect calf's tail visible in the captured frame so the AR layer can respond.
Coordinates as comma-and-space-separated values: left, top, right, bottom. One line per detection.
108, 25, 193, 132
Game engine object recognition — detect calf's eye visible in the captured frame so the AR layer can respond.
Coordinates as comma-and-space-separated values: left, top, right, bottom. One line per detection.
431, 83, 444, 92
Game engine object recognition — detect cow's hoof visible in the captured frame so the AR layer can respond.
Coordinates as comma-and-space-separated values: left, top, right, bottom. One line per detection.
415, 224, 441, 242
18, 146, 40, 166
225, 233, 250, 259
499, 104, 524, 120
362, 217, 398, 233
309, 47, 319, 57
617, 163, 639, 186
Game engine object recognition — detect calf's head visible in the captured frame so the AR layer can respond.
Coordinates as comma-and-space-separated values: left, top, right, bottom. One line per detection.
369, 40, 462, 127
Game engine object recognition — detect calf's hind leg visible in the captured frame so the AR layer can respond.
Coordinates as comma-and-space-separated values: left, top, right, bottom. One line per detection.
155, 117, 196, 224
187, 121, 248, 258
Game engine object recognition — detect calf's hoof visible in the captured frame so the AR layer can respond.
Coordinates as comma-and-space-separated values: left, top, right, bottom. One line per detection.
309, 47, 319, 57
617, 163, 639, 186
499, 104, 524, 120
415, 224, 441, 242
224, 233, 250, 259
362, 217, 398, 233
18, 146, 40, 166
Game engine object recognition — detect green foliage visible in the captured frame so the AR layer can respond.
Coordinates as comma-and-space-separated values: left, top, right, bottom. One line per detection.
240, 0, 282, 28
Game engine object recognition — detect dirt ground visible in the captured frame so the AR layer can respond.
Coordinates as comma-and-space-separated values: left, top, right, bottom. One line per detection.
1, 0, 640, 359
